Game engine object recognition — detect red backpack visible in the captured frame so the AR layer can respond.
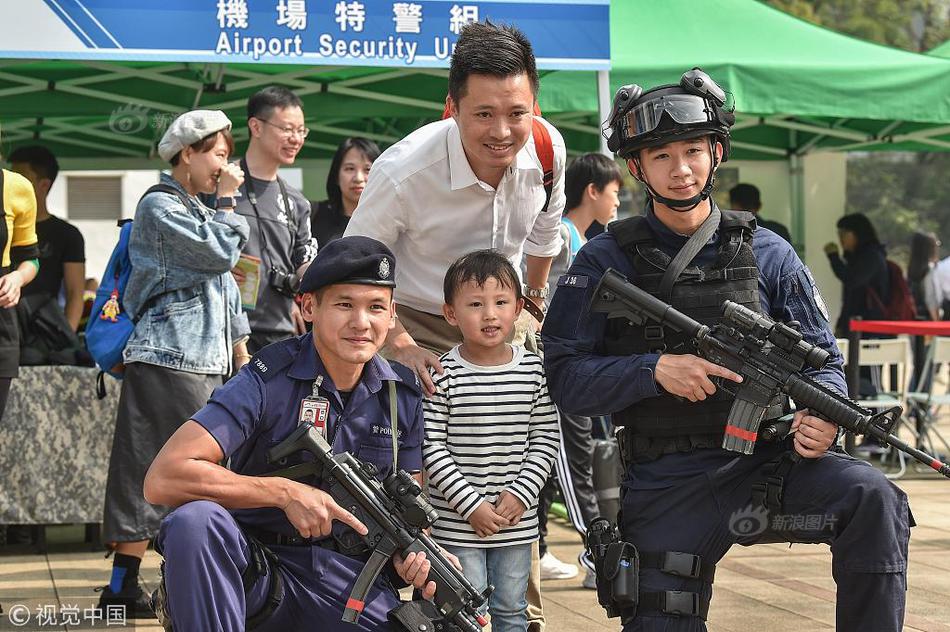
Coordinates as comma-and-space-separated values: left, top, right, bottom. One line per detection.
868, 260, 917, 321
441, 101, 555, 212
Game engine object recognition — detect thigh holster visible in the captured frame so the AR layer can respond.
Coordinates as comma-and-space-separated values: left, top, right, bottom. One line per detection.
587, 518, 716, 623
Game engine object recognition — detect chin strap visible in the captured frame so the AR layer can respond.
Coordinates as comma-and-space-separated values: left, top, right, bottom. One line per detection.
634, 137, 719, 213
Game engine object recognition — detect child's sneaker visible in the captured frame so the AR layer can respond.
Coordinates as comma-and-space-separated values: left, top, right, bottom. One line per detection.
540, 552, 578, 580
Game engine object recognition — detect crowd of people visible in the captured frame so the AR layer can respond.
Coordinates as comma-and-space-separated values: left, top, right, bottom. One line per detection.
0, 19, 928, 632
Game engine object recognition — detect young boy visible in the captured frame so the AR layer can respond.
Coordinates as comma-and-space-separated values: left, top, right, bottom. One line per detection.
554, 152, 623, 282
423, 250, 560, 632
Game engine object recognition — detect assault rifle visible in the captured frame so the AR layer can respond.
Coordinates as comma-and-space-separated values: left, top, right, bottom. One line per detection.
590, 268, 950, 478
266, 422, 491, 632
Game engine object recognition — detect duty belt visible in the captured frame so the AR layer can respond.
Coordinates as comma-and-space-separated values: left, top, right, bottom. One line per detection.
245, 528, 341, 550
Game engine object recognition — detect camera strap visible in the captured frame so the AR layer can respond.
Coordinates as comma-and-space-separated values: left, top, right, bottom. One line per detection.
240, 159, 296, 267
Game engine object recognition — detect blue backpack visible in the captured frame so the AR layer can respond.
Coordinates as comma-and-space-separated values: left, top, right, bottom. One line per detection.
85, 183, 190, 377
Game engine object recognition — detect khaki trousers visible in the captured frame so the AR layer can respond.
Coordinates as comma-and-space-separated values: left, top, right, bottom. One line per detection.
392, 303, 545, 631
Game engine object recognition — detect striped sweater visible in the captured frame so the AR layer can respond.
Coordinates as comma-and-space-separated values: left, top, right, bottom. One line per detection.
423, 345, 560, 547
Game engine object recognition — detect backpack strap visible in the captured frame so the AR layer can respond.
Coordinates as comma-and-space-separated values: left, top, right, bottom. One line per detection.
442, 101, 554, 211
533, 118, 555, 213
141, 183, 192, 211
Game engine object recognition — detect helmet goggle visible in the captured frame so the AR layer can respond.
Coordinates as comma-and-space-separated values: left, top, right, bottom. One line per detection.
621, 94, 717, 139
605, 68, 735, 155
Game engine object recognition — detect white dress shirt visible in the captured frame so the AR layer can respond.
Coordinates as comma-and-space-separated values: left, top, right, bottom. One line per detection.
344, 117, 566, 315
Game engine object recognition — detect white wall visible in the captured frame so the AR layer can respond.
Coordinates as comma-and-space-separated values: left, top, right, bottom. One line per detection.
801, 152, 847, 327
729, 152, 847, 325
51, 164, 317, 283
46, 170, 161, 283
52, 154, 849, 323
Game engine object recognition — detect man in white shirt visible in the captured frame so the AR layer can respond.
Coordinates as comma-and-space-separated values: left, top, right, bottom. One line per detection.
344, 21, 565, 396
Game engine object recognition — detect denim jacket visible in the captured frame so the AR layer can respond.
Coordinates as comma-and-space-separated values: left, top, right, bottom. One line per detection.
123, 173, 250, 375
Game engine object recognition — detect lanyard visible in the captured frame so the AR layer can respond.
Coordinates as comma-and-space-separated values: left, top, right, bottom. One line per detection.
240, 159, 296, 265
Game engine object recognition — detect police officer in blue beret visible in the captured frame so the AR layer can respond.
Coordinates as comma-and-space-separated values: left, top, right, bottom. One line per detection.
541, 70, 913, 631
145, 236, 448, 631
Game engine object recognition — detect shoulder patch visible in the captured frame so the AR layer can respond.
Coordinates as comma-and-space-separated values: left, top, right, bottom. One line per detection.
557, 274, 589, 288
248, 338, 300, 382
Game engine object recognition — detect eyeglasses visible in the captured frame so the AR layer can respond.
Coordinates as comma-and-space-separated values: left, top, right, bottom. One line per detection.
257, 118, 310, 139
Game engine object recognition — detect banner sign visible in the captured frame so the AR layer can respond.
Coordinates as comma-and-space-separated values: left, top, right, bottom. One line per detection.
3, 0, 610, 70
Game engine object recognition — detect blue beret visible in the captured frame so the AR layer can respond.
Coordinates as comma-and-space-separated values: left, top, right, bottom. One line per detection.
299, 236, 397, 293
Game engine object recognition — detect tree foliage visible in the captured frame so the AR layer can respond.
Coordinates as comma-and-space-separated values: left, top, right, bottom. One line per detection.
766, 0, 950, 51
767, 0, 950, 266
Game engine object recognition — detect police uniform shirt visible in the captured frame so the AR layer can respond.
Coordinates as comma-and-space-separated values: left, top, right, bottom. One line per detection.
191, 333, 424, 536
541, 209, 846, 421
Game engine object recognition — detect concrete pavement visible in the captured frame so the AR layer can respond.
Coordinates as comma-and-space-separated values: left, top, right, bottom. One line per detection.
1, 471, 947, 631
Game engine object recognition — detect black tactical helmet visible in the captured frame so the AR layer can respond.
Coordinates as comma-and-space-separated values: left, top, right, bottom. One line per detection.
606, 68, 735, 161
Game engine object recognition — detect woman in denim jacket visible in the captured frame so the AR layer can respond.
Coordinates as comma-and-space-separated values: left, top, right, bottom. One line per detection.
97, 110, 251, 617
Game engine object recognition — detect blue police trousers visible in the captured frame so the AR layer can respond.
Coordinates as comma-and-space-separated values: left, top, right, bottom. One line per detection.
156, 500, 402, 632
619, 446, 913, 632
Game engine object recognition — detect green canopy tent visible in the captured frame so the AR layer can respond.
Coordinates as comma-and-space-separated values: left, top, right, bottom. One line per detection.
3, 0, 950, 162
0, 62, 597, 160
541, 0, 950, 158
930, 39, 950, 58
3, 0, 950, 246
536, 0, 950, 250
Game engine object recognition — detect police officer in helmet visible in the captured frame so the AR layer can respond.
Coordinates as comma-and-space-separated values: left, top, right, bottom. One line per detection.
145, 236, 454, 631
541, 69, 913, 631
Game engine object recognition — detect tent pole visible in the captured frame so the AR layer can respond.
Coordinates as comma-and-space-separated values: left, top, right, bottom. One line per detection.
789, 131, 806, 256
597, 70, 610, 156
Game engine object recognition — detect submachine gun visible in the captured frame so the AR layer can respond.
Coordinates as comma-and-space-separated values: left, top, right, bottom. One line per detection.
590, 268, 950, 478
266, 422, 491, 632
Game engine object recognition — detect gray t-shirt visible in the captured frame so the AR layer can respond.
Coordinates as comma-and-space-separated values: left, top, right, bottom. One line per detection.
236, 174, 316, 336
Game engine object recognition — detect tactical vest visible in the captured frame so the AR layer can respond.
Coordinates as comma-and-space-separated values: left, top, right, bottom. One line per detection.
606, 210, 763, 439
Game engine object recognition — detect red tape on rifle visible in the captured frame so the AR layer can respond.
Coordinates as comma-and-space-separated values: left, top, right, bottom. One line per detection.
724, 425, 757, 442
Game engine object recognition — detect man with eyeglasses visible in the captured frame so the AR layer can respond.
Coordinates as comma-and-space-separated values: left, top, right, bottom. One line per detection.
233, 86, 318, 355
542, 69, 913, 631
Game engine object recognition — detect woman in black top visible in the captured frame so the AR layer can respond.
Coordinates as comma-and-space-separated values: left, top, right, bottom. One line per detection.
824, 213, 889, 337
310, 137, 380, 247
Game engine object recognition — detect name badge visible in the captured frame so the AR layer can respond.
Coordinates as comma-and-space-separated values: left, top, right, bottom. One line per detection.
299, 395, 330, 436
